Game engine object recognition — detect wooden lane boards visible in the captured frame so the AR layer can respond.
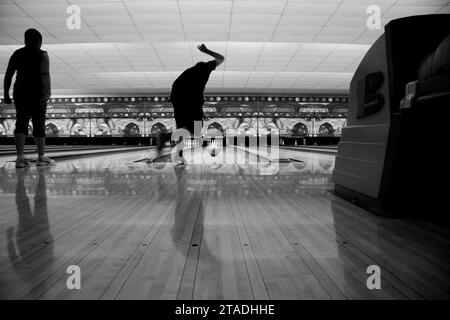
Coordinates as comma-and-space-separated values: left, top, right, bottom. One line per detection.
306, 191, 450, 298
235, 146, 448, 299
241, 180, 347, 299
258, 181, 448, 299
1, 194, 142, 299
40, 187, 176, 299
0, 194, 106, 272
320, 193, 450, 298
136, 145, 198, 163
247, 180, 401, 299
44, 177, 177, 300
104, 168, 206, 299
175, 174, 209, 300
0, 179, 164, 299
225, 176, 331, 300
225, 182, 270, 300
190, 177, 255, 300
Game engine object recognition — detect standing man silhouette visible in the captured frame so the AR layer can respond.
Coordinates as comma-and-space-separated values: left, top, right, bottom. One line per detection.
156, 44, 224, 165
3, 28, 55, 168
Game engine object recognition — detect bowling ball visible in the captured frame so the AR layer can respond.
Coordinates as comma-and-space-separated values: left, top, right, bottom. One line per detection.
207, 145, 221, 157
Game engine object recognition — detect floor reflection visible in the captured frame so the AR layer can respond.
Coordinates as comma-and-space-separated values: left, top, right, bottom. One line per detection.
0, 148, 335, 197
0, 148, 336, 299
172, 165, 221, 298
0, 149, 449, 299
330, 197, 450, 299
5, 167, 54, 299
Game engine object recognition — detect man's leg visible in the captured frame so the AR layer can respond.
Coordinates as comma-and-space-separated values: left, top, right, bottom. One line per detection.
32, 101, 55, 166
156, 131, 164, 156
35, 137, 45, 156
14, 133, 26, 157
172, 102, 184, 161
172, 101, 198, 165
174, 126, 191, 164
175, 133, 185, 160
172, 124, 192, 165
13, 100, 31, 168
156, 131, 172, 156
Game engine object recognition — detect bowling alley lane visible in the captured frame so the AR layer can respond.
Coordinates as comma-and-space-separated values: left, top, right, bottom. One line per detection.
0, 147, 449, 299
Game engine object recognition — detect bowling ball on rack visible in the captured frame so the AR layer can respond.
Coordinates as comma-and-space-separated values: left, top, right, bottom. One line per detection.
432, 35, 450, 78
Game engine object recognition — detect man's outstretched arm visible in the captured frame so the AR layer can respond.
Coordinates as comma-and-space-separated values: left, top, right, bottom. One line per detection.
197, 44, 225, 67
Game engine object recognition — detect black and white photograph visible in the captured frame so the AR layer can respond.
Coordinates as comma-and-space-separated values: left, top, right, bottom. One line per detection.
0, 0, 449, 312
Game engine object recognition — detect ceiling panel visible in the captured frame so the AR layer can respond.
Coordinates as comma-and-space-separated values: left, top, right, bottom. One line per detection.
0, 0, 447, 95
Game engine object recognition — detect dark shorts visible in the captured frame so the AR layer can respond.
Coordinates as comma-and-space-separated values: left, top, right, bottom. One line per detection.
172, 100, 203, 136
13, 97, 47, 137
174, 118, 203, 136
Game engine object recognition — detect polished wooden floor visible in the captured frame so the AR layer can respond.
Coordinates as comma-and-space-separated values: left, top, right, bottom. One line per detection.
0, 147, 449, 300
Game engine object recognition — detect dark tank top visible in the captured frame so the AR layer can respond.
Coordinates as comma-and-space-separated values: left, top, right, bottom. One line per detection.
11, 47, 45, 100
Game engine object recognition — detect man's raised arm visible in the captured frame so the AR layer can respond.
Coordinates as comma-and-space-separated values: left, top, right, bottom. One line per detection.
197, 44, 225, 67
